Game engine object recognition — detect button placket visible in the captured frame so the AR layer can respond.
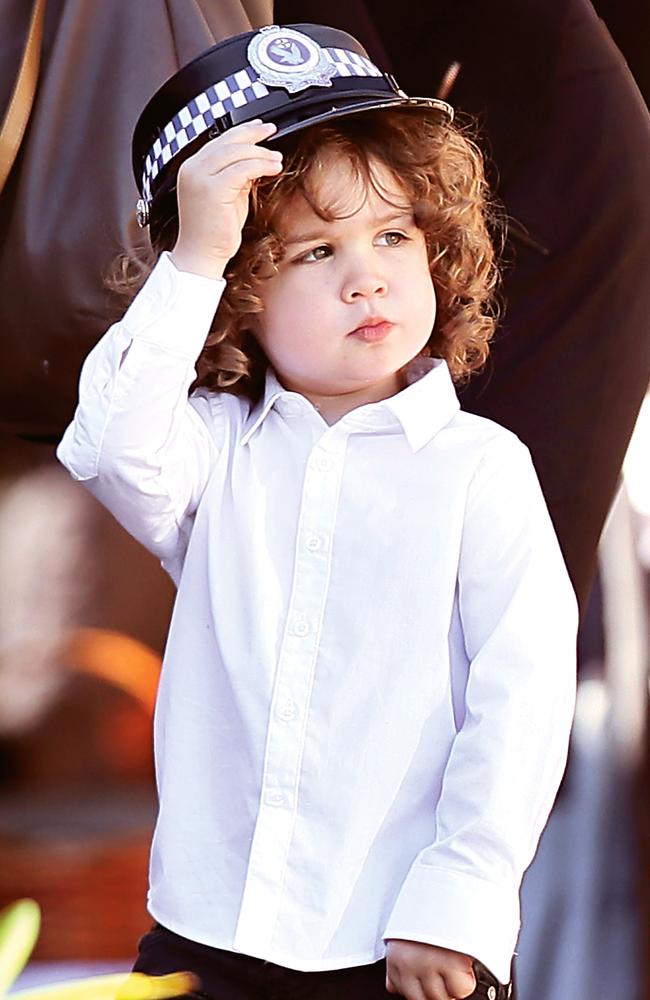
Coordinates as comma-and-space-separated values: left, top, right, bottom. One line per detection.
234, 430, 349, 954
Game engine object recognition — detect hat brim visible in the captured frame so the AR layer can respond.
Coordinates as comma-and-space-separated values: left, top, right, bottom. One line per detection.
269, 93, 453, 142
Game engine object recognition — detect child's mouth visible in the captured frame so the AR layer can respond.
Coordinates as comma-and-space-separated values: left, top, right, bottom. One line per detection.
349, 320, 393, 343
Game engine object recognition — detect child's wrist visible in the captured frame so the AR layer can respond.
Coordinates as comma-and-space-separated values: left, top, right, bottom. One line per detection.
169, 247, 228, 281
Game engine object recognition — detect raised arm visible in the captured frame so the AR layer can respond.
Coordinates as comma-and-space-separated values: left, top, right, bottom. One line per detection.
57, 120, 283, 569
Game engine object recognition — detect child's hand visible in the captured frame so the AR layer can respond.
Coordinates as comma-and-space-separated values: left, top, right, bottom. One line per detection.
385, 939, 477, 1000
171, 119, 282, 280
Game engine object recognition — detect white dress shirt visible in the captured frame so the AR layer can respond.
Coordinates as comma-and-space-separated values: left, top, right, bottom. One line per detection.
57, 252, 578, 984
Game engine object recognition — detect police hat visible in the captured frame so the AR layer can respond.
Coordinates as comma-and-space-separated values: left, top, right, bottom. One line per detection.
132, 23, 453, 244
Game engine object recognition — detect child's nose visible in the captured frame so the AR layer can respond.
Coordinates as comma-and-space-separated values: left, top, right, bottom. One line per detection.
341, 267, 388, 302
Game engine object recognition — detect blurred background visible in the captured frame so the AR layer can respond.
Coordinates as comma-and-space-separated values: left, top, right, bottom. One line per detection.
1, 1, 650, 998
0, 430, 173, 986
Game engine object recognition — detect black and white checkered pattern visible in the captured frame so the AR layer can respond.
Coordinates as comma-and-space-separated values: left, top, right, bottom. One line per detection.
141, 47, 383, 203
324, 47, 382, 78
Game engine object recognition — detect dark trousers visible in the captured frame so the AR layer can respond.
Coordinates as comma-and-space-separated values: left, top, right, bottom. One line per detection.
133, 922, 514, 1000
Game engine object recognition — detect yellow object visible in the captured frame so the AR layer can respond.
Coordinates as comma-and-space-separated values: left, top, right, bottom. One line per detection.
9, 970, 197, 999
0, 0, 47, 192
0, 898, 196, 999
0, 900, 41, 996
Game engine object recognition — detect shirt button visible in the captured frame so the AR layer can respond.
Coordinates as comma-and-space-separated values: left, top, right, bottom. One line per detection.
316, 454, 332, 472
292, 618, 310, 637
265, 790, 285, 807
277, 700, 297, 721
306, 534, 322, 552
487, 987, 497, 1000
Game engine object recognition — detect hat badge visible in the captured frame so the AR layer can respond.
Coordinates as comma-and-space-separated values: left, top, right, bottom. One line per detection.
248, 26, 336, 93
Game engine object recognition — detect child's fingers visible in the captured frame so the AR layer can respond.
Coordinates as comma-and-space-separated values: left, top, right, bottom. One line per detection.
208, 145, 283, 177
215, 156, 283, 191
386, 969, 434, 1000
178, 143, 281, 189
397, 977, 431, 1000
176, 152, 282, 212
443, 966, 476, 998
193, 120, 278, 164
178, 158, 282, 213
213, 118, 277, 141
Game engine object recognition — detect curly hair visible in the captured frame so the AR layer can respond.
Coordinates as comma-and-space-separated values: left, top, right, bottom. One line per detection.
110, 108, 501, 401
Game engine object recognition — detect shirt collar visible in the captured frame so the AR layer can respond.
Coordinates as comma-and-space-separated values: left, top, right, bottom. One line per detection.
241, 357, 460, 451
383, 357, 460, 451
241, 369, 294, 446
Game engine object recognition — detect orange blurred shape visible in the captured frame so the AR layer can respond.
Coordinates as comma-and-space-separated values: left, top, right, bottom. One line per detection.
64, 628, 161, 715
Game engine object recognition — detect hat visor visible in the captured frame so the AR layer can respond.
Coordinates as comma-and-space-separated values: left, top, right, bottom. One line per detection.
268, 94, 453, 143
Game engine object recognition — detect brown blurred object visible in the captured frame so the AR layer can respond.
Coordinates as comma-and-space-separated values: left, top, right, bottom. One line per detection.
0, 824, 152, 960
0, 629, 162, 958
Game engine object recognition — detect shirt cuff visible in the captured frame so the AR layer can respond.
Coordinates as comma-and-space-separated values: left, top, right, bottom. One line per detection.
383, 865, 519, 985
121, 250, 226, 360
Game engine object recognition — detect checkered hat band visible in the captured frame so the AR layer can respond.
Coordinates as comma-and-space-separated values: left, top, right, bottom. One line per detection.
141, 47, 383, 201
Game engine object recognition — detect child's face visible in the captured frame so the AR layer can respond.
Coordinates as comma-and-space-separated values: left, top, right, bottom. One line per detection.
253, 148, 436, 415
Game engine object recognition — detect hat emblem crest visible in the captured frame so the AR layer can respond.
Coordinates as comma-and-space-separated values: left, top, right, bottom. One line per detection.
248, 26, 335, 93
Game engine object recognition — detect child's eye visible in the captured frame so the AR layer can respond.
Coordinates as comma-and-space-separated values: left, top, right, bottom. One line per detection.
300, 244, 332, 263
377, 231, 410, 247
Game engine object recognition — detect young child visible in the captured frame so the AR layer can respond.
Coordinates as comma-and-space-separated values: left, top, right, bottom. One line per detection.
57, 23, 577, 1000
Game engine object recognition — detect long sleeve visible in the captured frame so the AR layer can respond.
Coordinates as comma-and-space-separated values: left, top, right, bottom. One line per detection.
57, 253, 227, 568
383, 434, 578, 983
